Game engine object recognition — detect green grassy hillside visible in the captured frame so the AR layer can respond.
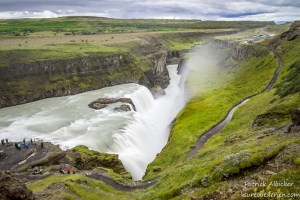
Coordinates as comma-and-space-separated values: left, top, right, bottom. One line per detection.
141, 29, 300, 199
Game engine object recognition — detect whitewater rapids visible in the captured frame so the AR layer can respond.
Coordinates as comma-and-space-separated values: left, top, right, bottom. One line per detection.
0, 65, 187, 180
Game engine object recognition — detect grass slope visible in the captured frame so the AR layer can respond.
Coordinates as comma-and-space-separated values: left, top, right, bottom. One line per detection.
141, 39, 299, 199
145, 43, 277, 177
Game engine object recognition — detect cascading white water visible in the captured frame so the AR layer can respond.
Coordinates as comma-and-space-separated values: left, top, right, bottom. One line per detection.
0, 65, 187, 180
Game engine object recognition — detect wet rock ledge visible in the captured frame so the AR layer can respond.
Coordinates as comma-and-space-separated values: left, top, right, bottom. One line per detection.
88, 98, 136, 111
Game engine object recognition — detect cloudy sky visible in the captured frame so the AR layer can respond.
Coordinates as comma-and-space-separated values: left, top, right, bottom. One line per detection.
0, 0, 299, 21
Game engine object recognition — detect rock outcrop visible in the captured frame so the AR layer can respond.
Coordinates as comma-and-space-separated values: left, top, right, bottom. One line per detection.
67, 146, 128, 174
213, 39, 268, 61
252, 112, 287, 128
177, 58, 188, 75
114, 104, 131, 112
88, 98, 136, 111
280, 21, 300, 41
291, 108, 300, 125
0, 170, 35, 200
167, 50, 188, 65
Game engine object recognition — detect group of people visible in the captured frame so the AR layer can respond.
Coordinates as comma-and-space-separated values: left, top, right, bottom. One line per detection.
1, 139, 8, 145
10, 138, 44, 150
59, 166, 74, 174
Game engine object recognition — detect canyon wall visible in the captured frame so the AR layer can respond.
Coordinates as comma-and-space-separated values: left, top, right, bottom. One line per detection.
213, 39, 268, 60
0, 30, 239, 108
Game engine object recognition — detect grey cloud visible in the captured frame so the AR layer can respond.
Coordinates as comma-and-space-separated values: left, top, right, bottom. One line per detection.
0, 0, 299, 20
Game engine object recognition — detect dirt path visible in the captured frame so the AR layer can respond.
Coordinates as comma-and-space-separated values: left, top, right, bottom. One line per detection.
17, 169, 156, 191
186, 45, 283, 159
86, 170, 156, 191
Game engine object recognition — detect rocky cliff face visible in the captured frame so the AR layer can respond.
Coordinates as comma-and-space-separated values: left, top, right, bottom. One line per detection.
0, 36, 190, 108
280, 21, 300, 41
0, 53, 144, 108
167, 50, 188, 65
2, 55, 124, 78
213, 39, 268, 60
0, 30, 239, 108
177, 58, 188, 75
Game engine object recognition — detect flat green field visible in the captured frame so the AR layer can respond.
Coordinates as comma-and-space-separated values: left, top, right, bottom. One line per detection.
0, 17, 273, 38
0, 17, 274, 68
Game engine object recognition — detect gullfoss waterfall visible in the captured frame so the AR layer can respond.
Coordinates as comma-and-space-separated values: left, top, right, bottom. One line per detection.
0, 65, 187, 180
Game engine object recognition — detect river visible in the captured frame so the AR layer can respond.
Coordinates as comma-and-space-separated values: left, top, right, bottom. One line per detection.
0, 64, 187, 180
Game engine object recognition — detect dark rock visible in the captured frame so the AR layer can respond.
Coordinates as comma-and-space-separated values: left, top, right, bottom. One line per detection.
29, 151, 66, 168
280, 21, 300, 41
177, 58, 188, 75
291, 108, 300, 125
291, 126, 300, 133
0, 170, 36, 200
152, 166, 161, 172
88, 98, 136, 111
114, 104, 131, 112
88, 102, 107, 110
252, 112, 286, 128
257, 135, 265, 139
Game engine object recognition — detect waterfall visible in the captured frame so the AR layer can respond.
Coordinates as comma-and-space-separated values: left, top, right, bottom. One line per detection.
0, 65, 187, 181
125, 86, 154, 113
109, 65, 187, 180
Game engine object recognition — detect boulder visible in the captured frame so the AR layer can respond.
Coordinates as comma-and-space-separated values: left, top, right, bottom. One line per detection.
114, 104, 131, 112
0, 170, 35, 200
88, 102, 107, 110
88, 98, 136, 111
291, 108, 300, 126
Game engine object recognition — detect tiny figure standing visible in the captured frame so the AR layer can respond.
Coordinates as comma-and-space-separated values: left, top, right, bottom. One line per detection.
41, 142, 44, 148
5, 138, 8, 144
67, 167, 71, 174
59, 168, 64, 174
1, 139, 4, 146
17, 143, 21, 150
31, 138, 33, 145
